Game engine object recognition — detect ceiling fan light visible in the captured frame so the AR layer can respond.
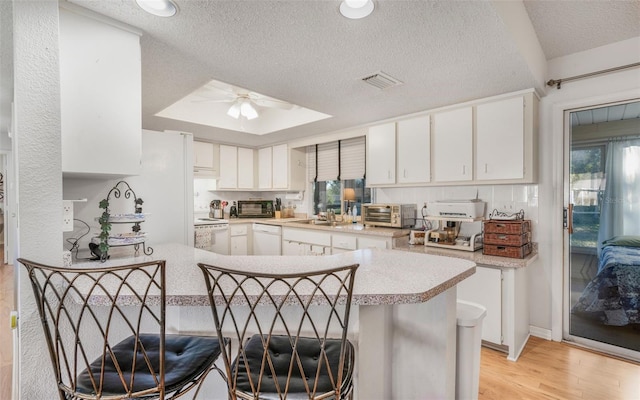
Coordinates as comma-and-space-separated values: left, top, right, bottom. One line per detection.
135, 0, 178, 17
227, 103, 241, 119
340, 0, 374, 19
240, 100, 259, 120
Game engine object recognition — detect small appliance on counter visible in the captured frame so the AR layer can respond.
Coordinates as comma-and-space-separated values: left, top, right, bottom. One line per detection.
361, 203, 416, 228
424, 199, 486, 252
237, 200, 274, 218
229, 201, 238, 218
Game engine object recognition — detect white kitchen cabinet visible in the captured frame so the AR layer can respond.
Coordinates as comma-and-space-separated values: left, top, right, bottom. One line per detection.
456, 264, 530, 361
258, 147, 272, 189
432, 106, 473, 182
282, 228, 331, 256
331, 234, 357, 254
194, 141, 219, 178
476, 93, 537, 183
238, 147, 255, 189
229, 224, 250, 255
257, 144, 306, 190
218, 145, 255, 189
366, 123, 396, 185
397, 116, 431, 184
59, 8, 142, 177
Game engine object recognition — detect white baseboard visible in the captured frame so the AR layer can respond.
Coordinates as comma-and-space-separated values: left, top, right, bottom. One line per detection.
529, 325, 552, 340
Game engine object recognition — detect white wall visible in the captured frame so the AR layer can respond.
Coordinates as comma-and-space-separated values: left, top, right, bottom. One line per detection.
13, 1, 62, 399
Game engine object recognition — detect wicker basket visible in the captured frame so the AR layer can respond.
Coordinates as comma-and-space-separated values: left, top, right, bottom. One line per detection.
484, 220, 531, 234
483, 242, 532, 259
484, 232, 531, 247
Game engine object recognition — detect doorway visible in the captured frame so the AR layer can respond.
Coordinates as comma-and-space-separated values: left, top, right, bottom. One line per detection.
564, 100, 640, 359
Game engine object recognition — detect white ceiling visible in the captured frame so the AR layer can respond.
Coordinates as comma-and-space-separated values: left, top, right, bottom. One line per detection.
65, 0, 640, 148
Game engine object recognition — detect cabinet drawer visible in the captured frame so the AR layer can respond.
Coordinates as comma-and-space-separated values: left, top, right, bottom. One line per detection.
484, 220, 531, 234
484, 232, 530, 246
332, 234, 357, 250
230, 225, 248, 236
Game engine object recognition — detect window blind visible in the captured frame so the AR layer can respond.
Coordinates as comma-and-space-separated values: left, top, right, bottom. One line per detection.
307, 137, 365, 182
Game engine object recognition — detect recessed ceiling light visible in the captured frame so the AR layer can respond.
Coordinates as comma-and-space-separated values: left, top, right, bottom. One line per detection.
340, 0, 374, 19
136, 0, 178, 17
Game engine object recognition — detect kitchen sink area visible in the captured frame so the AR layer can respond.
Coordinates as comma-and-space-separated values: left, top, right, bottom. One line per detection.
289, 219, 349, 227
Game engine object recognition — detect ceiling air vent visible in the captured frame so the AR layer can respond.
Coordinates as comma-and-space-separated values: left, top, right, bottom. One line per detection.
361, 71, 403, 90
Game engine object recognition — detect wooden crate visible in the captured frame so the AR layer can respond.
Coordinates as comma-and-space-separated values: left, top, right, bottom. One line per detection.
483, 242, 532, 259
484, 220, 531, 234
484, 232, 531, 247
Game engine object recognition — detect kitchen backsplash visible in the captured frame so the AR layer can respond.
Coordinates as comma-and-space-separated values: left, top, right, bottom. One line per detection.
193, 179, 305, 217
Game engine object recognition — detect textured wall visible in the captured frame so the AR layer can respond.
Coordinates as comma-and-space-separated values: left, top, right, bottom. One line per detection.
13, 0, 62, 398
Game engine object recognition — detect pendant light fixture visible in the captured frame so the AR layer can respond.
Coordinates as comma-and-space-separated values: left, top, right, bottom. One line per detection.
340, 0, 374, 19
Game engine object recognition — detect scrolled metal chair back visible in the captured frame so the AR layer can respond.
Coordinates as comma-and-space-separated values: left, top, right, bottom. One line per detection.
19, 258, 167, 399
198, 262, 359, 400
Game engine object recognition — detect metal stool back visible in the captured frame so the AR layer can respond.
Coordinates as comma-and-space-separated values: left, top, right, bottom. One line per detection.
198, 262, 359, 400
19, 258, 221, 400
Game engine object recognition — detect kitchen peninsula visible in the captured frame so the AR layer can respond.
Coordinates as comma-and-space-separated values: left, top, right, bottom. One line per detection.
75, 243, 475, 399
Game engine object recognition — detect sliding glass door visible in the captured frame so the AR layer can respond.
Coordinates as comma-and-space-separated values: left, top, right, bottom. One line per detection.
565, 101, 640, 359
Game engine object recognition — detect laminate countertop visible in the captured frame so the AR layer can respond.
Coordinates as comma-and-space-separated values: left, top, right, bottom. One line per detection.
73, 243, 475, 307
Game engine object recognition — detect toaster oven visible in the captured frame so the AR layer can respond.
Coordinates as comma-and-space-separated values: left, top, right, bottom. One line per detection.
362, 204, 416, 228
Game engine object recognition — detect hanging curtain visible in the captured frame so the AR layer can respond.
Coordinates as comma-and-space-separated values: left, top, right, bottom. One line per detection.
597, 138, 640, 255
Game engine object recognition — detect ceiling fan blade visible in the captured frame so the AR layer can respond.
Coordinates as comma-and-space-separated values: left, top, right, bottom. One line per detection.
251, 97, 293, 110
191, 94, 237, 103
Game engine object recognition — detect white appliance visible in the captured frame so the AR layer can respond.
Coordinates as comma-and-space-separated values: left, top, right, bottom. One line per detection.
426, 199, 485, 219
253, 223, 282, 255
195, 221, 229, 255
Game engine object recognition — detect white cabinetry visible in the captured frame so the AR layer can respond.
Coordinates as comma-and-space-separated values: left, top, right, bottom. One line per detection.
59, 8, 142, 177
218, 145, 255, 189
258, 147, 272, 189
456, 264, 529, 361
194, 141, 219, 177
366, 123, 396, 185
432, 107, 473, 182
331, 234, 357, 254
357, 236, 390, 250
397, 116, 431, 184
476, 93, 537, 183
282, 228, 331, 256
229, 224, 250, 255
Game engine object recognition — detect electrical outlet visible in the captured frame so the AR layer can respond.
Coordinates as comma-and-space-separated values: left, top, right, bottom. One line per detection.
63, 200, 73, 232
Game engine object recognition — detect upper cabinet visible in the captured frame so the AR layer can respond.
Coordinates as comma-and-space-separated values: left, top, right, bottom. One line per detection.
218, 145, 255, 190
475, 93, 537, 183
397, 116, 431, 184
366, 123, 396, 185
367, 117, 431, 186
257, 144, 306, 191
237, 147, 255, 189
366, 89, 538, 187
193, 141, 219, 177
432, 107, 473, 182
59, 8, 142, 177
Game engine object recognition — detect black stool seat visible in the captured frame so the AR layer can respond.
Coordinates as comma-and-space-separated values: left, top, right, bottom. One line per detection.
76, 334, 221, 396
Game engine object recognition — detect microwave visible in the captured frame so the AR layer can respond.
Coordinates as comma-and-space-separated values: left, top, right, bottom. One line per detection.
362, 203, 416, 228
237, 200, 274, 218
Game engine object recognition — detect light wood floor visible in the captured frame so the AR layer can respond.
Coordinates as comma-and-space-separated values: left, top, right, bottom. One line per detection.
1, 264, 639, 400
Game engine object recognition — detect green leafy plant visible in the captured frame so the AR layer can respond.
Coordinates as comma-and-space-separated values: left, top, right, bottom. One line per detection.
98, 199, 111, 256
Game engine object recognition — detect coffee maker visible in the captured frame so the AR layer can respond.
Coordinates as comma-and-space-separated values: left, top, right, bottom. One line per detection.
209, 200, 222, 219
229, 201, 238, 218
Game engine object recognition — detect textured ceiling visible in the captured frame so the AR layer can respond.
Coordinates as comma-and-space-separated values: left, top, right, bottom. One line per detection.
65, 0, 640, 147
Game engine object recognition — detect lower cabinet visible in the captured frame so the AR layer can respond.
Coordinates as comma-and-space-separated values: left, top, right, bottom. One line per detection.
357, 236, 391, 250
282, 228, 331, 256
456, 264, 529, 361
229, 224, 250, 255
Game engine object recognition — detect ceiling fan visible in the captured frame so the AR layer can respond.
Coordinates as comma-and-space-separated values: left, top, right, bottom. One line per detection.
193, 80, 294, 120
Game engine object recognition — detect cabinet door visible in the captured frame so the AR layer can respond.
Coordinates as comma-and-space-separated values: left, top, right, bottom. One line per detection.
218, 145, 237, 189
194, 141, 214, 169
456, 266, 502, 345
366, 123, 396, 185
282, 240, 304, 256
476, 96, 524, 180
238, 147, 255, 189
432, 107, 472, 182
397, 116, 431, 184
230, 235, 248, 255
60, 9, 141, 176
258, 147, 273, 189
357, 236, 389, 250
272, 144, 289, 189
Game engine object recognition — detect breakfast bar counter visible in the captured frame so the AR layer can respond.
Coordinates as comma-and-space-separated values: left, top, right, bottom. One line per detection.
75, 243, 476, 399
